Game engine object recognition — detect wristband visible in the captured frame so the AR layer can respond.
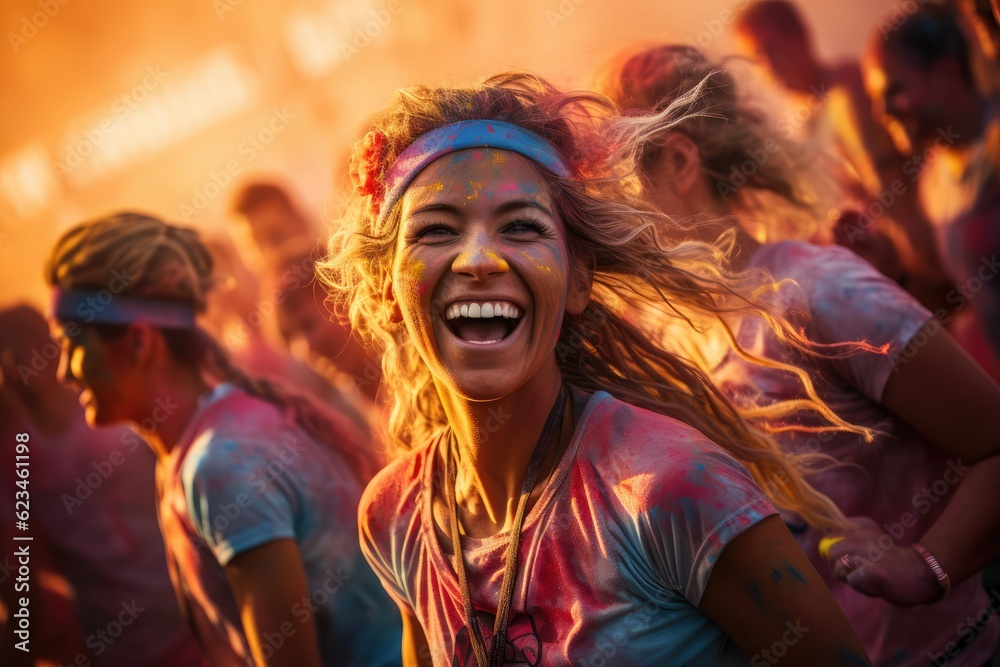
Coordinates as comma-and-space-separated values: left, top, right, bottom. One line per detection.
911, 543, 951, 599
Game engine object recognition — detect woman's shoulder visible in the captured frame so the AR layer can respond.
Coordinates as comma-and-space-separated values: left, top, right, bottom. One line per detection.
576, 392, 774, 536
579, 391, 750, 485
358, 440, 435, 536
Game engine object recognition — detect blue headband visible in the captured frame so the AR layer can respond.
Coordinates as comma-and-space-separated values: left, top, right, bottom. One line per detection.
376, 120, 572, 227
50, 288, 197, 329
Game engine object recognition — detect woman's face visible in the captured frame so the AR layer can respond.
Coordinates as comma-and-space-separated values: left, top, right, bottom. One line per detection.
390, 148, 589, 402
52, 323, 139, 427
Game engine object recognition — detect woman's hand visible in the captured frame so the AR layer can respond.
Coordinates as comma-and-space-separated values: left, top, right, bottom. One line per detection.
822, 517, 941, 606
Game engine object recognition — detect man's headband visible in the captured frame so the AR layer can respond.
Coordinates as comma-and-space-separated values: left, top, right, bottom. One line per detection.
50, 288, 197, 329
376, 120, 572, 227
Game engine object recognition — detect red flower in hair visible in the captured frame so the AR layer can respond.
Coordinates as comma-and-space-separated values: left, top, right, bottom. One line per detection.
355, 130, 387, 215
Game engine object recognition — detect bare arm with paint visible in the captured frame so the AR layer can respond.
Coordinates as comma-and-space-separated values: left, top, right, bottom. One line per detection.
825, 323, 1000, 604
700, 515, 871, 666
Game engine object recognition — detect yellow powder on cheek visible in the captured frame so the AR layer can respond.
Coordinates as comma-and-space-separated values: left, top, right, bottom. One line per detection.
518, 249, 552, 272
492, 153, 507, 166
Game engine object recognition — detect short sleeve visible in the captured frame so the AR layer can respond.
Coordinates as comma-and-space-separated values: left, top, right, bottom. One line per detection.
642, 441, 778, 606
357, 463, 416, 611
615, 422, 777, 606
766, 242, 933, 401
183, 437, 298, 566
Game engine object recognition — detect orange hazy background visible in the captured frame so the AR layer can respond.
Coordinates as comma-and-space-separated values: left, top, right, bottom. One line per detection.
0, 0, 901, 310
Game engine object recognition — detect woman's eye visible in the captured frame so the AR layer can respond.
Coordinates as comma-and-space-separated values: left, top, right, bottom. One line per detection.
411, 224, 456, 240
504, 219, 549, 236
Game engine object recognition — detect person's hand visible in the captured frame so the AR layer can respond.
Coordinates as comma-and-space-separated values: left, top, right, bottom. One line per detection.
823, 517, 941, 606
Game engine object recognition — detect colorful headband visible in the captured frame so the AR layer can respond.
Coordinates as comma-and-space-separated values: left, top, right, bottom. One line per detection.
50, 288, 197, 329
375, 120, 572, 226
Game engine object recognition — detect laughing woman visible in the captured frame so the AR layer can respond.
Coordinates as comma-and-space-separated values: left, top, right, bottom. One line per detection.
319, 73, 870, 666
46, 214, 402, 667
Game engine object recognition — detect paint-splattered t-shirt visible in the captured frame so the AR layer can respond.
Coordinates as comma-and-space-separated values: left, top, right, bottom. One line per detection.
360, 388, 777, 666
156, 383, 401, 667
714, 241, 999, 666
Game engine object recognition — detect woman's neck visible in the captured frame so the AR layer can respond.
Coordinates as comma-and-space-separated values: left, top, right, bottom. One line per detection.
137, 371, 212, 461
437, 367, 570, 538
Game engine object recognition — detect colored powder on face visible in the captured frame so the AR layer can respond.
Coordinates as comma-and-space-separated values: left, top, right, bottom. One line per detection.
466, 180, 485, 201
492, 152, 507, 166
484, 250, 509, 270
518, 249, 553, 273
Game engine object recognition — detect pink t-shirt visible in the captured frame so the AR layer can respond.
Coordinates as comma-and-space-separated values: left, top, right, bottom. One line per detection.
360, 389, 778, 666
714, 240, 999, 666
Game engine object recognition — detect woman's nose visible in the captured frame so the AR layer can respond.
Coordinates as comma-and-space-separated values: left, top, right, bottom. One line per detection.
451, 233, 510, 280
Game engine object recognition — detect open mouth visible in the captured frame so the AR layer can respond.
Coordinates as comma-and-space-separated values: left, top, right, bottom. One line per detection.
444, 301, 523, 345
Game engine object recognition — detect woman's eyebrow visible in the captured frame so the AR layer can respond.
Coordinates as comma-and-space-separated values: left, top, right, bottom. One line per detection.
407, 197, 553, 218
495, 198, 553, 217
408, 202, 462, 217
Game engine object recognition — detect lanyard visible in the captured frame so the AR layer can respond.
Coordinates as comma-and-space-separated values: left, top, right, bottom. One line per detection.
446, 385, 568, 667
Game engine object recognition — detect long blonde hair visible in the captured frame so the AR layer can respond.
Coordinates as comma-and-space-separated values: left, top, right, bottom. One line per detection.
46, 212, 365, 462
319, 71, 862, 530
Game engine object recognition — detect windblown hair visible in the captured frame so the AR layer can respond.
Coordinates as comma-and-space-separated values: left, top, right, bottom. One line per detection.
318, 71, 868, 531
45, 212, 364, 463
598, 44, 835, 241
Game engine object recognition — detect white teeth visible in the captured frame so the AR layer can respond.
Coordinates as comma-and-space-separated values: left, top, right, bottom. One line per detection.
444, 301, 523, 320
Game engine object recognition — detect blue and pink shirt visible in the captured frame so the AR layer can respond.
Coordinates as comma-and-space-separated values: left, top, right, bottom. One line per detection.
359, 388, 777, 666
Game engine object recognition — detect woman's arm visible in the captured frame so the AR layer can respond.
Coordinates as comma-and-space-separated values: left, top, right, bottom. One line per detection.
700, 515, 871, 665
825, 323, 1000, 604
224, 538, 323, 667
399, 603, 432, 667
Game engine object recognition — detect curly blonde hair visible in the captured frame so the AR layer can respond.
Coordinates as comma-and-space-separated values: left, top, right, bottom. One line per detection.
319, 71, 866, 531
